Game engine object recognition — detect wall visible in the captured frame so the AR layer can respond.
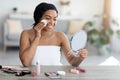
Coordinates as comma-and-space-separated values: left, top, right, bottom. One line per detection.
110, 0, 120, 52
0, 0, 104, 45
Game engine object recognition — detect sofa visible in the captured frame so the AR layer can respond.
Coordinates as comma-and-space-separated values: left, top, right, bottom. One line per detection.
2, 18, 84, 52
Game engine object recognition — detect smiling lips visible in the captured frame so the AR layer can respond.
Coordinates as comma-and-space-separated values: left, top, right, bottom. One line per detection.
45, 26, 53, 29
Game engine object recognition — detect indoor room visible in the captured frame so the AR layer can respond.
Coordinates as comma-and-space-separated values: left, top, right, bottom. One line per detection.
0, 0, 120, 79
0, 0, 120, 68
0, 0, 120, 65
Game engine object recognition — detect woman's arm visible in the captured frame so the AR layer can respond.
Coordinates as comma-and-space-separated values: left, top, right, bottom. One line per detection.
65, 49, 87, 66
19, 21, 46, 67
19, 30, 40, 67
60, 33, 87, 67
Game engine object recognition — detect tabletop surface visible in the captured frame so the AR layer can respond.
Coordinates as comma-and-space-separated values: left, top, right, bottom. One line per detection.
0, 66, 120, 80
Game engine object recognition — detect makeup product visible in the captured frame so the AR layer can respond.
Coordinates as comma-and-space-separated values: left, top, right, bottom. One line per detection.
44, 72, 61, 79
0, 65, 9, 69
57, 71, 66, 76
1, 68, 15, 74
15, 70, 31, 76
75, 67, 86, 73
41, 19, 47, 26
31, 62, 40, 76
70, 69, 79, 74
35, 62, 40, 76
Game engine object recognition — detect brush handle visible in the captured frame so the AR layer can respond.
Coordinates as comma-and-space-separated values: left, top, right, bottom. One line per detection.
75, 67, 86, 73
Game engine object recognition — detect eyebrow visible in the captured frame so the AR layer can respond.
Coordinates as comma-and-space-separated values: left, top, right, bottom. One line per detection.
45, 15, 58, 18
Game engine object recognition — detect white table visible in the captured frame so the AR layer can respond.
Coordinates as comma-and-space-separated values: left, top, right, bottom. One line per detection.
0, 66, 120, 80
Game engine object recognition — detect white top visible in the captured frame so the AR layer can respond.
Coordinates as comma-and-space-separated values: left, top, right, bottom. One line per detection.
31, 46, 62, 65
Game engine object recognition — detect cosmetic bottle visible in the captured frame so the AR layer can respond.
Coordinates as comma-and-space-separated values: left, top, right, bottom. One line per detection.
31, 62, 40, 76
35, 62, 40, 76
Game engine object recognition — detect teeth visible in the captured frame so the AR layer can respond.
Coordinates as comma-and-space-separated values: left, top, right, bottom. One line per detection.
48, 26, 53, 29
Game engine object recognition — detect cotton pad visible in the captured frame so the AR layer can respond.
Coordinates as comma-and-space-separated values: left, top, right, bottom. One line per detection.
41, 19, 47, 26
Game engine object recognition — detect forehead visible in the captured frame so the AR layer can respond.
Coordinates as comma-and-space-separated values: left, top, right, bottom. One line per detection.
43, 10, 58, 17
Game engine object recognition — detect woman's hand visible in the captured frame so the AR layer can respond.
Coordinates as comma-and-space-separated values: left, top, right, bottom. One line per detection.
34, 19, 47, 38
78, 49, 88, 60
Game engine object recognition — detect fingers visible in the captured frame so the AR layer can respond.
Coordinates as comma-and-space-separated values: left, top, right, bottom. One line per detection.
34, 22, 44, 31
34, 20, 47, 32
34, 24, 40, 31
41, 19, 47, 26
78, 49, 88, 59
34, 22, 43, 38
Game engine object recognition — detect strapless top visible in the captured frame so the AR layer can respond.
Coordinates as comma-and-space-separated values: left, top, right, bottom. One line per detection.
31, 46, 62, 65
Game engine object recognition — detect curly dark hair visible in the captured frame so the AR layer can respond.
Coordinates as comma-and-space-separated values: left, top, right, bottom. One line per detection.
33, 2, 58, 28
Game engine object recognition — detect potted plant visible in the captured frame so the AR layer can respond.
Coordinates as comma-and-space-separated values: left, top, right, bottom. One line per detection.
84, 14, 114, 55
111, 20, 120, 52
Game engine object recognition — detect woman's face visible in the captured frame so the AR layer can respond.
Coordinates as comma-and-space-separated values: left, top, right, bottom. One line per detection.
41, 10, 58, 31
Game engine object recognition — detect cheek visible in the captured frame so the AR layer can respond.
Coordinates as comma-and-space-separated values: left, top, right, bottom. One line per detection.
54, 21, 57, 26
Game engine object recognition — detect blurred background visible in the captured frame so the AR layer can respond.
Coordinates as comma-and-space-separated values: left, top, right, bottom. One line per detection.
0, 0, 120, 66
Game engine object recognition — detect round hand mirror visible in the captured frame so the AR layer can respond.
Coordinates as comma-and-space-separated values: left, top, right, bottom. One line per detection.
71, 30, 87, 52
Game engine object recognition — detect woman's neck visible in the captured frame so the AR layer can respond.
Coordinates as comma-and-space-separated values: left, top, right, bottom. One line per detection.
41, 29, 54, 37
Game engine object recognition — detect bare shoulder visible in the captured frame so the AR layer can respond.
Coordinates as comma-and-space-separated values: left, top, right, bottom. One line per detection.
55, 31, 68, 40
20, 29, 35, 42
54, 31, 70, 49
55, 31, 65, 36
21, 29, 34, 37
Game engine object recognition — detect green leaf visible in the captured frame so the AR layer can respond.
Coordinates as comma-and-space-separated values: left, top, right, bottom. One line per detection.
116, 30, 120, 35
112, 19, 119, 26
85, 21, 94, 27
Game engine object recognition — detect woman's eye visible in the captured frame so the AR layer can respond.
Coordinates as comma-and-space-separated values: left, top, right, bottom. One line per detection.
46, 17, 50, 20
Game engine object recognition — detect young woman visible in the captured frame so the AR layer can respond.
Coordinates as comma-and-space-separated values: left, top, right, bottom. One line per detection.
19, 2, 87, 67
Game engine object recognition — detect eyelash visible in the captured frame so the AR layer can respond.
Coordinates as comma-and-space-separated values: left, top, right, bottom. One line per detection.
46, 18, 57, 21
46, 18, 50, 20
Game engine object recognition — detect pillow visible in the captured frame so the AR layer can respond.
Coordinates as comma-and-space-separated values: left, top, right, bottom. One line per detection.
6, 19, 23, 35
67, 20, 85, 34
